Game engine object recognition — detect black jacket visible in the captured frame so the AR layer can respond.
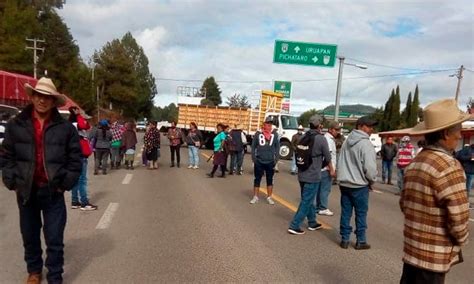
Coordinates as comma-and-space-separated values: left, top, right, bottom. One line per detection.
456, 147, 474, 174
381, 143, 398, 161
2, 105, 82, 204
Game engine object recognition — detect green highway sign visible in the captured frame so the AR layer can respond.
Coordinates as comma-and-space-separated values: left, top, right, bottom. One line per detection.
273, 40, 338, 67
273, 81, 292, 99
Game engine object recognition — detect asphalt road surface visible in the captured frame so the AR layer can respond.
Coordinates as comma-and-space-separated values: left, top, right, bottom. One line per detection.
1, 134, 473, 283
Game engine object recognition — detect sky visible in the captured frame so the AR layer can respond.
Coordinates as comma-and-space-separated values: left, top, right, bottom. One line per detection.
58, 0, 474, 115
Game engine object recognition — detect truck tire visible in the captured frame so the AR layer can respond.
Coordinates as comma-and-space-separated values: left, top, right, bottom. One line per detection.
279, 141, 292, 160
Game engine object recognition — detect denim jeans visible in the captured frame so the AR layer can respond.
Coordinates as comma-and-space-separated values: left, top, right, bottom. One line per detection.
188, 146, 200, 166
316, 171, 332, 211
289, 182, 319, 230
382, 160, 393, 182
71, 158, 88, 205
110, 147, 121, 164
397, 168, 405, 192
19, 188, 67, 283
339, 186, 369, 243
291, 153, 297, 173
230, 151, 244, 172
466, 173, 474, 197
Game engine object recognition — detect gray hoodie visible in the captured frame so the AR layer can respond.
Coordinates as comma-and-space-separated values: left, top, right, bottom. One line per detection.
337, 129, 377, 188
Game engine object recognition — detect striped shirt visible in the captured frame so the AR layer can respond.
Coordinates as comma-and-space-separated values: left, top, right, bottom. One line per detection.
400, 146, 469, 273
397, 143, 415, 168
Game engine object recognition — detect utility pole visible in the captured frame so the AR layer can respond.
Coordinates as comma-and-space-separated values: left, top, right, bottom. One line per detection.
334, 56, 345, 122
453, 65, 464, 102
25, 38, 45, 79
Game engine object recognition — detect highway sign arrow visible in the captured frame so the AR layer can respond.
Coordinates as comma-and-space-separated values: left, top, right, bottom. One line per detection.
312, 56, 318, 63
294, 46, 300, 53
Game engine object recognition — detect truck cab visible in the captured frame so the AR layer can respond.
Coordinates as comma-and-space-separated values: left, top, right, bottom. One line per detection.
261, 112, 299, 160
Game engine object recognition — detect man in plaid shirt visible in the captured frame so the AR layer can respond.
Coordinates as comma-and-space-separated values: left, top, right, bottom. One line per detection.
400, 99, 470, 283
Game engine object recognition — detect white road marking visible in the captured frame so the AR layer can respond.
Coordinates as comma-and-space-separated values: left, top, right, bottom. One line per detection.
96, 203, 119, 229
372, 189, 383, 194
122, 173, 133, 184
470, 218, 474, 222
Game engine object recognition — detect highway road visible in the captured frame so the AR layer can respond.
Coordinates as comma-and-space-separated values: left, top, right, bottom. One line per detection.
1, 134, 473, 283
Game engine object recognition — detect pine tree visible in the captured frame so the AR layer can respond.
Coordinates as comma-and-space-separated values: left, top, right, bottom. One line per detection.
121, 32, 157, 118
201, 76, 221, 106
409, 85, 420, 126
401, 92, 412, 128
380, 89, 394, 131
389, 86, 401, 130
94, 39, 139, 118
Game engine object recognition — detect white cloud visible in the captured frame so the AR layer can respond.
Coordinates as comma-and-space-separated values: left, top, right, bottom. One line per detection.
58, 0, 474, 114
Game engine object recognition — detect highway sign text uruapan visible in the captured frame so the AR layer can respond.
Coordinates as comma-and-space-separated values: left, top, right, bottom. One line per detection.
273, 40, 338, 67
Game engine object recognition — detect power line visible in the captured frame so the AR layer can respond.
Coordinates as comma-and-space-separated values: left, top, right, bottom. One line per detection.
344, 57, 458, 72
155, 69, 455, 84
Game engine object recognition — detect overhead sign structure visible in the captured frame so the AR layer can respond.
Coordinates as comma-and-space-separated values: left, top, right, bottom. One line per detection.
273, 40, 338, 67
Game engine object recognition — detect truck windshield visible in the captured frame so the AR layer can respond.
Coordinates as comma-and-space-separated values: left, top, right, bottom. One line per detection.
281, 115, 298, 130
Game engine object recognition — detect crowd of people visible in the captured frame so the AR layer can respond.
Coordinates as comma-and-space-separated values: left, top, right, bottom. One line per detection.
0, 77, 471, 284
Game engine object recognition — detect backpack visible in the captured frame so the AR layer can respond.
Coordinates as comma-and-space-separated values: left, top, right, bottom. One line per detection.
295, 132, 317, 172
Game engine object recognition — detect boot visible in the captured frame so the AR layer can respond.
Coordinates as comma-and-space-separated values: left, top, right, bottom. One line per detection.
177, 162, 180, 168
102, 169, 107, 175
125, 161, 129, 170
130, 162, 134, 170
170, 162, 175, 168
115, 161, 120, 169
111, 162, 115, 170
387, 177, 392, 185
207, 172, 214, 178
94, 169, 98, 175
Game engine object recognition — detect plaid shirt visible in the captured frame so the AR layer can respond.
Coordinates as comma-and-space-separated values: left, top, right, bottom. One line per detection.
111, 123, 125, 143
400, 146, 469, 273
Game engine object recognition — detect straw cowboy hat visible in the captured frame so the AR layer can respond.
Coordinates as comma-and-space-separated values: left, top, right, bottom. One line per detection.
406, 99, 471, 135
25, 77, 66, 106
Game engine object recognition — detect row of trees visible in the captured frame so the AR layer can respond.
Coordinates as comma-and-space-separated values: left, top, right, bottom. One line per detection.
0, 1, 156, 119
378, 85, 420, 131
297, 85, 422, 131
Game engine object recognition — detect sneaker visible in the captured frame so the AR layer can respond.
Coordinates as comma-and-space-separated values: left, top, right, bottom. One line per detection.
308, 223, 323, 231
355, 242, 371, 250
193, 165, 199, 169
238, 170, 243, 175
250, 196, 259, 204
318, 209, 334, 216
266, 196, 275, 205
80, 203, 98, 211
71, 202, 81, 209
187, 165, 193, 169
290, 171, 296, 175
288, 228, 305, 235
340, 241, 350, 249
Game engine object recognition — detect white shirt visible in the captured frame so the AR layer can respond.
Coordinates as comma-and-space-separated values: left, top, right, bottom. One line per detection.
323, 132, 337, 170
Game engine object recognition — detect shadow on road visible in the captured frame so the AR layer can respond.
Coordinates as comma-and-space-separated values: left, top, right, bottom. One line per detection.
63, 232, 114, 283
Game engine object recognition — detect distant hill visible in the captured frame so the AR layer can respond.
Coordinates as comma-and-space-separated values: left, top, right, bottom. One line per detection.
322, 104, 377, 115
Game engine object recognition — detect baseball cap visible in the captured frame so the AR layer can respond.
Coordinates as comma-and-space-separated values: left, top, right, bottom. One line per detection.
297, 125, 304, 130
356, 116, 378, 127
309, 114, 323, 126
328, 121, 341, 130
264, 117, 273, 124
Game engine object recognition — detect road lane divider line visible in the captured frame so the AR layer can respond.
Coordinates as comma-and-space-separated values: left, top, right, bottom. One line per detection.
257, 189, 333, 230
470, 218, 474, 222
372, 189, 383, 194
122, 174, 133, 185
96, 203, 119, 230
202, 152, 332, 229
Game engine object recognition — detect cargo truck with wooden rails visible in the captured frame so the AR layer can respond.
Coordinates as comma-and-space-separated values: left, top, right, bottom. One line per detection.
176, 90, 299, 160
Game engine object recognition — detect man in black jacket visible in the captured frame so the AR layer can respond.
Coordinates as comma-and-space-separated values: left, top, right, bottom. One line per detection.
2, 77, 82, 284
380, 136, 398, 185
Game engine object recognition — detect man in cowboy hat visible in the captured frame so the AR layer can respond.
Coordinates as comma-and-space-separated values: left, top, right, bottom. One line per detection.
400, 99, 470, 283
2, 77, 82, 284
